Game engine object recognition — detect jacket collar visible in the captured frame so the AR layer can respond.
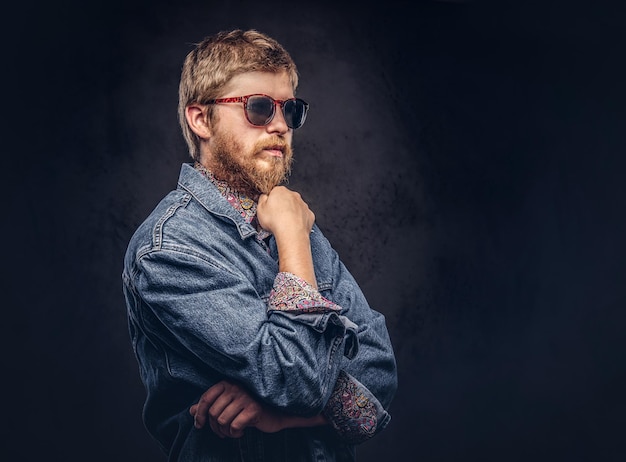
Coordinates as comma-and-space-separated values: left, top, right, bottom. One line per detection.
176, 163, 257, 240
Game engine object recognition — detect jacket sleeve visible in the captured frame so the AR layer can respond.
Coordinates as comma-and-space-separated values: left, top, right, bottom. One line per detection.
304, 228, 399, 443
131, 246, 357, 416
321, 231, 398, 412
268, 271, 395, 444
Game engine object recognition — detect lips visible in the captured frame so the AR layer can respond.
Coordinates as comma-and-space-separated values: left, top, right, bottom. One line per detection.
263, 145, 285, 158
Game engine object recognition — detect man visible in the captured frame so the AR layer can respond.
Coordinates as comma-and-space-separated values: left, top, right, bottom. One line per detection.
122, 29, 397, 461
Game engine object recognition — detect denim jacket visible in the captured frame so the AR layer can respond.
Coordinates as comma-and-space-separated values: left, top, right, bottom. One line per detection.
122, 163, 398, 461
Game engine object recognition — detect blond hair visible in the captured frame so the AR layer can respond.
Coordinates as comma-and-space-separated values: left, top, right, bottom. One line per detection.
178, 29, 299, 160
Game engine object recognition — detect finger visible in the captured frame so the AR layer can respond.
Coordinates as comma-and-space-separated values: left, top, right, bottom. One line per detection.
193, 382, 226, 428
229, 404, 261, 438
206, 394, 235, 438
215, 399, 249, 438
206, 390, 239, 436
190, 404, 201, 428
209, 391, 236, 423
208, 415, 225, 438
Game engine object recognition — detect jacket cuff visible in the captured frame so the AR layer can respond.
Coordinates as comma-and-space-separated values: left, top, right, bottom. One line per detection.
322, 370, 392, 444
268, 272, 342, 313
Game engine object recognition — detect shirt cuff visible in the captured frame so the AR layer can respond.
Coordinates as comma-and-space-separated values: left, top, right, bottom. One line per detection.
322, 370, 392, 444
268, 272, 342, 313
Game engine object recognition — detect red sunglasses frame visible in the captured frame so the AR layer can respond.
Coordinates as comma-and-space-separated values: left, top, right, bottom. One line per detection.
205, 94, 309, 129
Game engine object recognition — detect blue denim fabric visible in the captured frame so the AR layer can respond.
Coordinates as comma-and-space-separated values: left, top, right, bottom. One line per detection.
122, 163, 397, 461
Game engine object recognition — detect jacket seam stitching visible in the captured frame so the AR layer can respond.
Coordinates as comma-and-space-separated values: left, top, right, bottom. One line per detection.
152, 193, 192, 250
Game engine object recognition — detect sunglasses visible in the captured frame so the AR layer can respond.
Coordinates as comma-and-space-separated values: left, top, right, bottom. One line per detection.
205, 94, 309, 129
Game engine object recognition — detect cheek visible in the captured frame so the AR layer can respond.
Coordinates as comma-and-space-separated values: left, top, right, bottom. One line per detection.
225, 128, 255, 158
240, 137, 260, 159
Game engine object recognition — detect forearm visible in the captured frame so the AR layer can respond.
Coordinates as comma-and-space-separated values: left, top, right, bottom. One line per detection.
190, 380, 329, 438
276, 412, 328, 431
275, 230, 317, 288
257, 186, 317, 288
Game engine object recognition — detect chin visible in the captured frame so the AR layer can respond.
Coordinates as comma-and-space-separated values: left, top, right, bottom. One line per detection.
256, 155, 282, 166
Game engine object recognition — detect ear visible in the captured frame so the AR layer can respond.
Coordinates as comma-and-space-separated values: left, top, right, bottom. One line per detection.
185, 104, 212, 138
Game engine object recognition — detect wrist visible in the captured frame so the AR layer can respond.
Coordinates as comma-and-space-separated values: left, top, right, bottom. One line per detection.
279, 413, 328, 430
273, 226, 311, 243
276, 412, 290, 431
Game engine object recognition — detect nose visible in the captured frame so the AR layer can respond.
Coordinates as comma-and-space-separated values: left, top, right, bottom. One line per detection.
265, 103, 289, 135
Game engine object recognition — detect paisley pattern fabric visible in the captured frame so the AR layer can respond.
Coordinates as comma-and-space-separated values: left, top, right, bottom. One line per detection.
323, 370, 378, 444
195, 162, 271, 241
268, 272, 341, 313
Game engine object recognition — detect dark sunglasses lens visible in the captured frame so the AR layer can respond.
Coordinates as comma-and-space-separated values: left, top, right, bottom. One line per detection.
284, 99, 308, 129
246, 96, 275, 125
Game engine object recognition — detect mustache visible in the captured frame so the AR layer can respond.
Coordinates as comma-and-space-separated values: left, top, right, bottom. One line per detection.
254, 137, 290, 152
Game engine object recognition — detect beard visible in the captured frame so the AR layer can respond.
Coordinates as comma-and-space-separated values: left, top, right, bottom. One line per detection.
208, 131, 293, 198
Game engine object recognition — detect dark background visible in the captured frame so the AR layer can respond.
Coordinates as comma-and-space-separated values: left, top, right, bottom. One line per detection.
5, 1, 626, 461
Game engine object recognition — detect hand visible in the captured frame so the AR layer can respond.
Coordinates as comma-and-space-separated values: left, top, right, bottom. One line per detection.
257, 186, 315, 239
189, 380, 284, 438
257, 187, 317, 287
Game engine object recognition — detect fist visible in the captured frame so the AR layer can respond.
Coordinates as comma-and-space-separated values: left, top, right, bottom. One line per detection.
257, 186, 315, 238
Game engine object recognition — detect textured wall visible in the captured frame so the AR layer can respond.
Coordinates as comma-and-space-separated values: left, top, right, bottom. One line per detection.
6, 1, 626, 461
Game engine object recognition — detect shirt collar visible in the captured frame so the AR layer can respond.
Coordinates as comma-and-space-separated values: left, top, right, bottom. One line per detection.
194, 162, 271, 240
